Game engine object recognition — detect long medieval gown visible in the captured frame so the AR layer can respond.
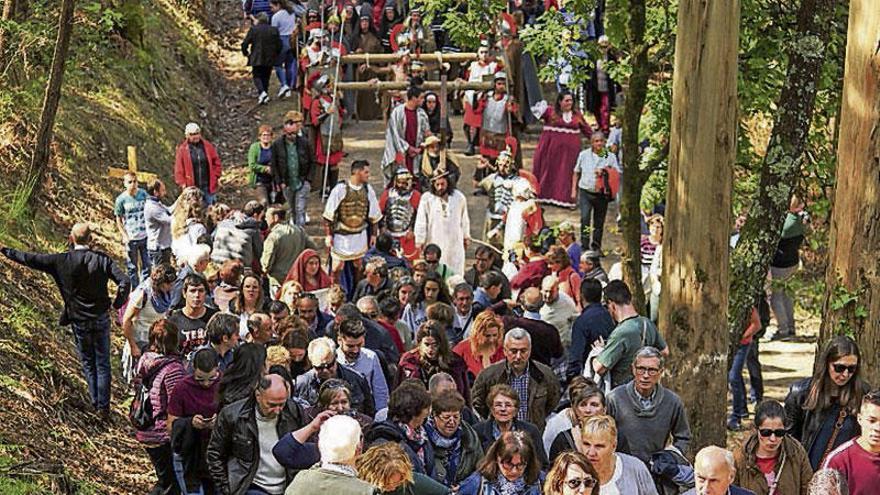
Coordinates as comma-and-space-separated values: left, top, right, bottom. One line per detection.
530, 101, 592, 208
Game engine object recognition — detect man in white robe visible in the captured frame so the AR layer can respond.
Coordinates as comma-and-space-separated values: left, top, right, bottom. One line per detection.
414, 171, 470, 275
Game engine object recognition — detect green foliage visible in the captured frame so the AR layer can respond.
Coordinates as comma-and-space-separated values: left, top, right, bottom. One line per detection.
82, 1, 126, 36
415, 0, 507, 49
828, 283, 867, 337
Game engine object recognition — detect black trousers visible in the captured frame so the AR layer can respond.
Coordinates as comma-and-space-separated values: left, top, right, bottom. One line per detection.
146, 443, 180, 495
578, 190, 610, 250
252, 66, 272, 94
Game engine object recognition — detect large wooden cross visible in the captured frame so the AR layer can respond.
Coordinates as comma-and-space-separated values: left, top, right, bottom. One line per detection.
107, 146, 158, 183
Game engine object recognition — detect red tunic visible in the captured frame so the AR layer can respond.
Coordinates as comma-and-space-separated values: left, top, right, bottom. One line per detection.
310, 95, 345, 168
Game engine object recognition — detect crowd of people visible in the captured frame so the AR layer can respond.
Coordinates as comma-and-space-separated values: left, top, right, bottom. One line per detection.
3, 2, 878, 495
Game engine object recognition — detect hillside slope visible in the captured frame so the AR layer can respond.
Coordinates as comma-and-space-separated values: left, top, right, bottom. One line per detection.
0, 0, 249, 491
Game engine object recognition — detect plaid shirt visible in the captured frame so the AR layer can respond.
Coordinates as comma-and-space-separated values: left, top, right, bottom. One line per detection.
508, 363, 531, 422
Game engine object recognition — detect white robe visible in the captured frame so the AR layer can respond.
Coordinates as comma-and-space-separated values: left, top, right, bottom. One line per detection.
414, 190, 470, 275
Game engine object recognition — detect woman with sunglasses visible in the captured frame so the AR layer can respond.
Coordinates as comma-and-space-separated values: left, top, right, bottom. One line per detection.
784, 335, 870, 469
580, 415, 658, 494
458, 431, 545, 495
543, 451, 599, 495
733, 400, 812, 494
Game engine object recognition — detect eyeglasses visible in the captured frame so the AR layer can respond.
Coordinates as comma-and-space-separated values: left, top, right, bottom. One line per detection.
500, 459, 526, 470
314, 361, 335, 371
634, 366, 661, 376
832, 363, 858, 374
565, 477, 598, 490
436, 412, 461, 424
758, 428, 786, 438
492, 401, 515, 409
285, 120, 302, 125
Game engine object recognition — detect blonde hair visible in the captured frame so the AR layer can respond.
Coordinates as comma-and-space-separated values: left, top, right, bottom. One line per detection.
318, 415, 361, 463
172, 187, 205, 239
356, 443, 414, 491
266, 345, 292, 368
470, 311, 503, 355
278, 280, 304, 308
580, 415, 618, 444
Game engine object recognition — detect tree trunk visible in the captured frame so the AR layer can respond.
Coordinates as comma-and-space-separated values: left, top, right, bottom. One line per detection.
0, 0, 18, 68
618, 0, 651, 313
820, 0, 880, 386
661, 0, 739, 452
728, 0, 838, 349
27, 0, 76, 202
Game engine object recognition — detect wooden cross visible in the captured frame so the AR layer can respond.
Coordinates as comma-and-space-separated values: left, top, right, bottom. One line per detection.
107, 146, 158, 183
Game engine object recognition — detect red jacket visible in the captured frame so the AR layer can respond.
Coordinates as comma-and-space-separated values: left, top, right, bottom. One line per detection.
174, 139, 222, 194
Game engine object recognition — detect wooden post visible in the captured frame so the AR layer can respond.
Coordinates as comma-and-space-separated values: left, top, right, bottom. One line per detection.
820, 0, 880, 385
340, 52, 484, 64
108, 146, 157, 182
661, 0, 740, 451
334, 80, 492, 91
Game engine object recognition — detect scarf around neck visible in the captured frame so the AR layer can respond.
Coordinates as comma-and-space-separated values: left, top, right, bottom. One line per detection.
493, 474, 527, 495
425, 418, 462, 485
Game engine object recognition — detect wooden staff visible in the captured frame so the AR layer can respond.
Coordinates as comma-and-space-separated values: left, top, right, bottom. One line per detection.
334, 80, 493, 91
340, 52, 488, 64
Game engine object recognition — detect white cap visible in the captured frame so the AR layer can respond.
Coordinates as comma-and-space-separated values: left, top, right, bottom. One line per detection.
184, 122, 200, 135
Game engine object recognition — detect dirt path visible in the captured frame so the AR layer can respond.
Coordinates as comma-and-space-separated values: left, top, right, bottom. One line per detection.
206, 5, 816, 442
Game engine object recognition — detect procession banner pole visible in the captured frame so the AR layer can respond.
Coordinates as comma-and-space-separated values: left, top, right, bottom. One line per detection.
321, 11, 345, 200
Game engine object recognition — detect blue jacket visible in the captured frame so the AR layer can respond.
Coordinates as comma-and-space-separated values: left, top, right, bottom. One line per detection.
566, 302, 615, 380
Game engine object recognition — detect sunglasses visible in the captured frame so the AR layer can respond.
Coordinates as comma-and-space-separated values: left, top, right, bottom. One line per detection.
565, 477, 597, 490
314, 362, 335, 371
758, 428, 786, 438
832, 363, 858, 374
285, 120, 302, 125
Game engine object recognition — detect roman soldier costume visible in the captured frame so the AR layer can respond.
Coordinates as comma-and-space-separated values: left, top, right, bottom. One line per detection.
379, 167, 421, 260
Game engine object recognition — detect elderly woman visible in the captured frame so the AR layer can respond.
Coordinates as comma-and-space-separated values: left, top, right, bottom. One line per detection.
452, 311, 505, 380
458, 431, 546, 495
398, 320, 470, 403
284, 248, 332, 292
426, 390, 484, 486
474, 384, 549, 469
122, 263, 178, 382
135, 319, 187, 495
580, 415, 658, 494
357, 443, 449, 495
784, 335, 870, 469
304, 379, 373, 441
543, 451, 600, 495
543, 377, 606, 455
365, 380, 436, 476
734, 400, 813, 494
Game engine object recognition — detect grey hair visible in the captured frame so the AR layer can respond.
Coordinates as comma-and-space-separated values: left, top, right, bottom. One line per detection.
808, 469, 849, 495
634, 346, 665, 368
428, 372, 455, 394
696, 446, 735, 473
452, 283, 473, 297
364, 256, 387, 274
591, 130, 606, 140
356, 295, 379, 312
504, 328, 531, 346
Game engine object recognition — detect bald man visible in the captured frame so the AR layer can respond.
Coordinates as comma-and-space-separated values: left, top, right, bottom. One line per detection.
207, 373, 308, 495
1, 223, 129, 420
495, 287, 563, 366
687, 446, 755, 495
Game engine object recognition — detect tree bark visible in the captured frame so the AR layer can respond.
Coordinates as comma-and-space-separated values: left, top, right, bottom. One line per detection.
820, 0, 880, 386
661, 0, 739, 452
618, 0, 651, 313
27, 0, 76, 202
728, 0, 838, 349
0, 0, 18, 68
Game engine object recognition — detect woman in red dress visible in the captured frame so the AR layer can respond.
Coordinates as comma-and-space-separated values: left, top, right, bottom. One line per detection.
531, 90, 592, 208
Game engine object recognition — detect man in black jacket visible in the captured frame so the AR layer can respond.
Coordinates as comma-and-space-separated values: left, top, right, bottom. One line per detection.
207, 374, 307, 495
271, 110, 315, 227
1, 223, 129, 419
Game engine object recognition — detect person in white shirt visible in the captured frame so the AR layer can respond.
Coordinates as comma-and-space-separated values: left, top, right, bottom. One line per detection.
572, 131, 621, 251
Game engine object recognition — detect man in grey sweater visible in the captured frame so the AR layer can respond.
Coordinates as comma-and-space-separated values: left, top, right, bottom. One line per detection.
607, 346, 691, 464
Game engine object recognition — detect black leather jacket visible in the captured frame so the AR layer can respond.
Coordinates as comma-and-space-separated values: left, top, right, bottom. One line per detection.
270, 134, 315, 187
784, 377, 868, 457
206, 396, 307, 495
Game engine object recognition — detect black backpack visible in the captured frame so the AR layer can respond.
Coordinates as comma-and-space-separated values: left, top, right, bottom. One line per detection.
129, 358, 176, 430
